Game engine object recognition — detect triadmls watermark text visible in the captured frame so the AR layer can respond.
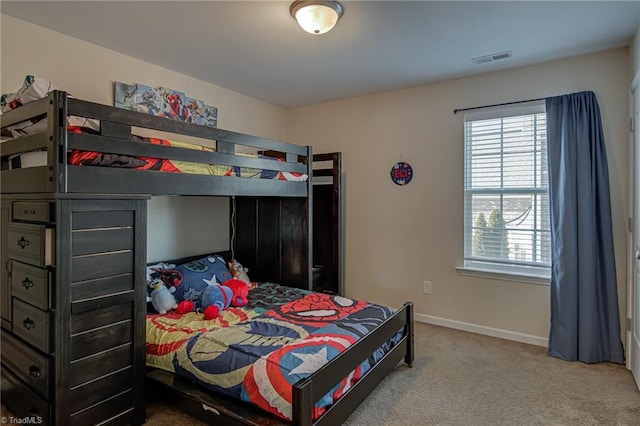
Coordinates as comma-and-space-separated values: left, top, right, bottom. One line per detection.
0, 416, 44, 425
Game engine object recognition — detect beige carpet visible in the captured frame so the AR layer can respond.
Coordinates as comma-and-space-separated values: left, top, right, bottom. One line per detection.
145, 323, 640, 426
3, 323, 639, 425
340, 323, 640, 426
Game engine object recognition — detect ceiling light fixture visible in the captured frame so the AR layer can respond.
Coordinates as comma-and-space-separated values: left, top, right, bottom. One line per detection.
290, 1, 344, 35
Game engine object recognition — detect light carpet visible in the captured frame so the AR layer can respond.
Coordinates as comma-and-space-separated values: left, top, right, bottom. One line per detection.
145, 323, 640, 425
3, 323, 639, 425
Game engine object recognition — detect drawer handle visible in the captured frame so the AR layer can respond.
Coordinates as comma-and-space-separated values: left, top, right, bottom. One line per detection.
23, 318, 35, 330
29, 365, 42, 378
18, 237, 30, 249
24, 209, 36, 215
22, 277, 34, 289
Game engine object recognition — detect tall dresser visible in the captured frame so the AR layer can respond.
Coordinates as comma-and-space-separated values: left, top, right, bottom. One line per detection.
1, 194, 147, 425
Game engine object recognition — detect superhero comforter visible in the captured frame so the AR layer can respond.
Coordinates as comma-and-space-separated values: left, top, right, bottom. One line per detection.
146, 283, 403, 421
68, 134, 308, 181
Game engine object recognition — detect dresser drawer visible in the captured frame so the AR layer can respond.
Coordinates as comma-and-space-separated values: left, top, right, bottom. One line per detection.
12, 299, 51, 353
7, 222, 55, 267
0, 365, 50, 425
1, 331, 51, 399
13, 201, 52, 223
11, 261, 50, 311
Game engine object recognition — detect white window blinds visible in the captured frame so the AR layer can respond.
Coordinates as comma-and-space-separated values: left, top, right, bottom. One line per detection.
463, 103, 551, 277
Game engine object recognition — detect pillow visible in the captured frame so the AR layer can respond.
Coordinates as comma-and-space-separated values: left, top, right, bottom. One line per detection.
1, 75, 100, 138
146, 261, 176, 283
159, 254, 233, 303
1, 75, 56, 113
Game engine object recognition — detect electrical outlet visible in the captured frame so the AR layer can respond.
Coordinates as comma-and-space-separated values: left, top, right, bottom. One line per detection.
423, 280, 432, 294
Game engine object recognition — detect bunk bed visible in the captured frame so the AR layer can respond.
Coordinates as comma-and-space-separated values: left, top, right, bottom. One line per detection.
0, 90, 414, 426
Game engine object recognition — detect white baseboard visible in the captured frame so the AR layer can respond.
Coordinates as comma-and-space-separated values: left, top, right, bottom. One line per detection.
415, 313, 549, 347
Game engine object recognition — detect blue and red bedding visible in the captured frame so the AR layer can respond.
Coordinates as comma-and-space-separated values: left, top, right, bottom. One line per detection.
68, 133, 308, 181
146, 283, 403, 421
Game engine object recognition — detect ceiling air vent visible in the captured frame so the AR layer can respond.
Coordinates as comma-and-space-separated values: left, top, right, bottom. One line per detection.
471, 50, 512, 65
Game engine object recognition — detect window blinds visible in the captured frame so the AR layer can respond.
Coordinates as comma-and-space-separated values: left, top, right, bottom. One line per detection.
463, 103, 550, 276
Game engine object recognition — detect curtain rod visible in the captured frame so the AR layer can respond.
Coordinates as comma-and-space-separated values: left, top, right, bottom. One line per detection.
453, 97, 545, 114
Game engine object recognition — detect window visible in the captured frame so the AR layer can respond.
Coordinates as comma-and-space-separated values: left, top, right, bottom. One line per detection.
462, 103, 550, 279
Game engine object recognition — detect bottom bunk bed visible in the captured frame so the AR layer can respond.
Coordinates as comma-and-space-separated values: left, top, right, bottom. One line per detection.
144, 254, 414, 426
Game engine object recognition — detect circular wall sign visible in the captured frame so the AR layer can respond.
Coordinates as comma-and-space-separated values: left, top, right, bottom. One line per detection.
390, 162, 413, 186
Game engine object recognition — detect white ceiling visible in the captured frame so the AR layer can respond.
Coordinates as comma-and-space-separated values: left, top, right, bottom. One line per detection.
2, 1, 639, 108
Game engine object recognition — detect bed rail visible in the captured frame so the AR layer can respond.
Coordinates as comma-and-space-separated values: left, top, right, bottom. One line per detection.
1, 91, 311, 197
1, 93, 62, 193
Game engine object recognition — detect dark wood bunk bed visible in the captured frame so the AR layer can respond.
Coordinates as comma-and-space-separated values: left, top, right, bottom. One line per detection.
0, 90, 414, 426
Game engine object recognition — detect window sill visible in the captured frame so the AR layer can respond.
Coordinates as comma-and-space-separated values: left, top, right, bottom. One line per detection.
455, 266, 550, 286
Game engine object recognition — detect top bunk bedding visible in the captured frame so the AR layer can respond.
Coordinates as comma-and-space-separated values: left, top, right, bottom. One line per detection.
1, 80, 311, 197
11, 131, 308, 182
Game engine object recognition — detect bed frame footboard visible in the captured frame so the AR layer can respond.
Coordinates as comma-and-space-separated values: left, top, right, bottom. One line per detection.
293, 301, 414, 426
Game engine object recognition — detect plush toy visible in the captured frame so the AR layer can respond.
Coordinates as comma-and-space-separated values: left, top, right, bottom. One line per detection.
228, 259, 256, 289
175, 284, 233, 320
222, 278, 250, 307
146, 281, 178, 315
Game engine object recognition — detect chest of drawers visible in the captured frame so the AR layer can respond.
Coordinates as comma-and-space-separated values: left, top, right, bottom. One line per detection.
1, 200, 55, 424
0, 195, 147, 425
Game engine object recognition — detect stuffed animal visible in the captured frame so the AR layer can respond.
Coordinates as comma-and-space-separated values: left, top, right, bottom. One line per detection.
228, 259, 256, 289
222, 279, 250, 307
146, 281, 178, 315
175, 284, 233, 320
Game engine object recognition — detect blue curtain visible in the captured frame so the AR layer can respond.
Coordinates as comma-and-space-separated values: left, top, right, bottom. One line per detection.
546, 91, 624, 364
